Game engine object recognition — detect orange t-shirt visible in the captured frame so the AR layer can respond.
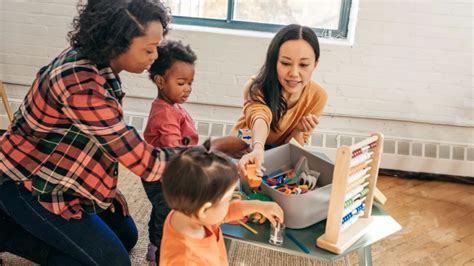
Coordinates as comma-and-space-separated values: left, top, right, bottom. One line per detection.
231, 80, 327, 145
160, 201, 244, 265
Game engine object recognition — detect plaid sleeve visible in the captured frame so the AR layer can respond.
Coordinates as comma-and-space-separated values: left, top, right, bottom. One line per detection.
60, 77, 179, 182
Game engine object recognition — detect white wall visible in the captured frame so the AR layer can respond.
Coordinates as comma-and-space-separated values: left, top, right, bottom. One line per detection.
0, 0, 473, 176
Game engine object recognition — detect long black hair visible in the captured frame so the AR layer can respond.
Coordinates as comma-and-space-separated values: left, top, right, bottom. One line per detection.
249, 24, 320, 132
68, 0, 171, 64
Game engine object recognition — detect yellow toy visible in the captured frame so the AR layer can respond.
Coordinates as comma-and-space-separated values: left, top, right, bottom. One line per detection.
245, 164, 262, 188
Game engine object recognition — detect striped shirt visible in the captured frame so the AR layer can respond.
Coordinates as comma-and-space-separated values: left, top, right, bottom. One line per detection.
0, 47, 179, 220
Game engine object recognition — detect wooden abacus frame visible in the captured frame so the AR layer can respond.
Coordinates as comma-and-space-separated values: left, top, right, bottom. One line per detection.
316, 132, 384, 254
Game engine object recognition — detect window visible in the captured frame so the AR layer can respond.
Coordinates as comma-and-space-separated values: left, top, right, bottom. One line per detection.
164, 0, 353, 38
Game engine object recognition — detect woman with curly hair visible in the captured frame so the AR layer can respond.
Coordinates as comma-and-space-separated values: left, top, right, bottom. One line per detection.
0, 0, 240, 265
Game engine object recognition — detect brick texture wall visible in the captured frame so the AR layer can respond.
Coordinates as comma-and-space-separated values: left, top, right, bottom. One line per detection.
0, 0, 472, 144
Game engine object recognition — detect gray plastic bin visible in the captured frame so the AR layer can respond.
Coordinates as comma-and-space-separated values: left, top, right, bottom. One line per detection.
242, 143, 334, 229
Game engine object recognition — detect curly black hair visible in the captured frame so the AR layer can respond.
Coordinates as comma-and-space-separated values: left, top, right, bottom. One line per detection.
68, 0, 171, 64
148, 40, 197, 80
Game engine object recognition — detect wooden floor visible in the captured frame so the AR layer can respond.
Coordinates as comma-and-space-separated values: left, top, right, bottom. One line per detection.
362, 175, 474, 266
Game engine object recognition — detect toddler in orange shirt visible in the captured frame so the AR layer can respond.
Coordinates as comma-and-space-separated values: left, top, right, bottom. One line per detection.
160, 140, 284, 265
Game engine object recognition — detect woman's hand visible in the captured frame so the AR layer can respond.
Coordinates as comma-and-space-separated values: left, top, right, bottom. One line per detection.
110, 189, 129, 216
238, 146, 264, 177
295, 114, 319, 133
210, 136, 251, 158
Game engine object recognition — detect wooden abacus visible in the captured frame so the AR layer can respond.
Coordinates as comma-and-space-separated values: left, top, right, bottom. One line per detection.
316, 132, 384, 254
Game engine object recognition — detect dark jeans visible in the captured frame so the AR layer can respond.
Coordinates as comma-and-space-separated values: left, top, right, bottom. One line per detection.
0, 181, 138, 266
141, 180, 170, 263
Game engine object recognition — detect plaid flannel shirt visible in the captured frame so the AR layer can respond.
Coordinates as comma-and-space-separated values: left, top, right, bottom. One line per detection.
0, 47, 178, 220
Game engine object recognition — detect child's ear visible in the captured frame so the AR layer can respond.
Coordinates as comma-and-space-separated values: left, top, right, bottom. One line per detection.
153, 75, 164, 88
197, 202, 213, 220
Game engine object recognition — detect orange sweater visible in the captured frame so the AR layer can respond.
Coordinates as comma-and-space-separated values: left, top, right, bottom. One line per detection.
231, 80, 327, 145
160, 201, 244, 265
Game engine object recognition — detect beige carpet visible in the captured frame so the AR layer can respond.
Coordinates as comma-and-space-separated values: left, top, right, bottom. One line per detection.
227, 240, 349, 266
1, 167, 344, 265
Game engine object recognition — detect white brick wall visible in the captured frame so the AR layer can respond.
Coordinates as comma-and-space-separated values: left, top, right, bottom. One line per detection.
0, 0, 473, 145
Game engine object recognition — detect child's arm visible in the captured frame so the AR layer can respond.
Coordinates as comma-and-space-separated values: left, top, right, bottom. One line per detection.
239, 200, 284, 226
225, 200, 284, 226
209, 136, 250, 158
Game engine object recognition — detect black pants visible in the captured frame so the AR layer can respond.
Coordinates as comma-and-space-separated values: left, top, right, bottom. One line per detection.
141, 180, 170, 263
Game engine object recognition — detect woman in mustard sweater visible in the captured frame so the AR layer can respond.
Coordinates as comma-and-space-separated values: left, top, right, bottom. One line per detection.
233, 24, 328, 173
